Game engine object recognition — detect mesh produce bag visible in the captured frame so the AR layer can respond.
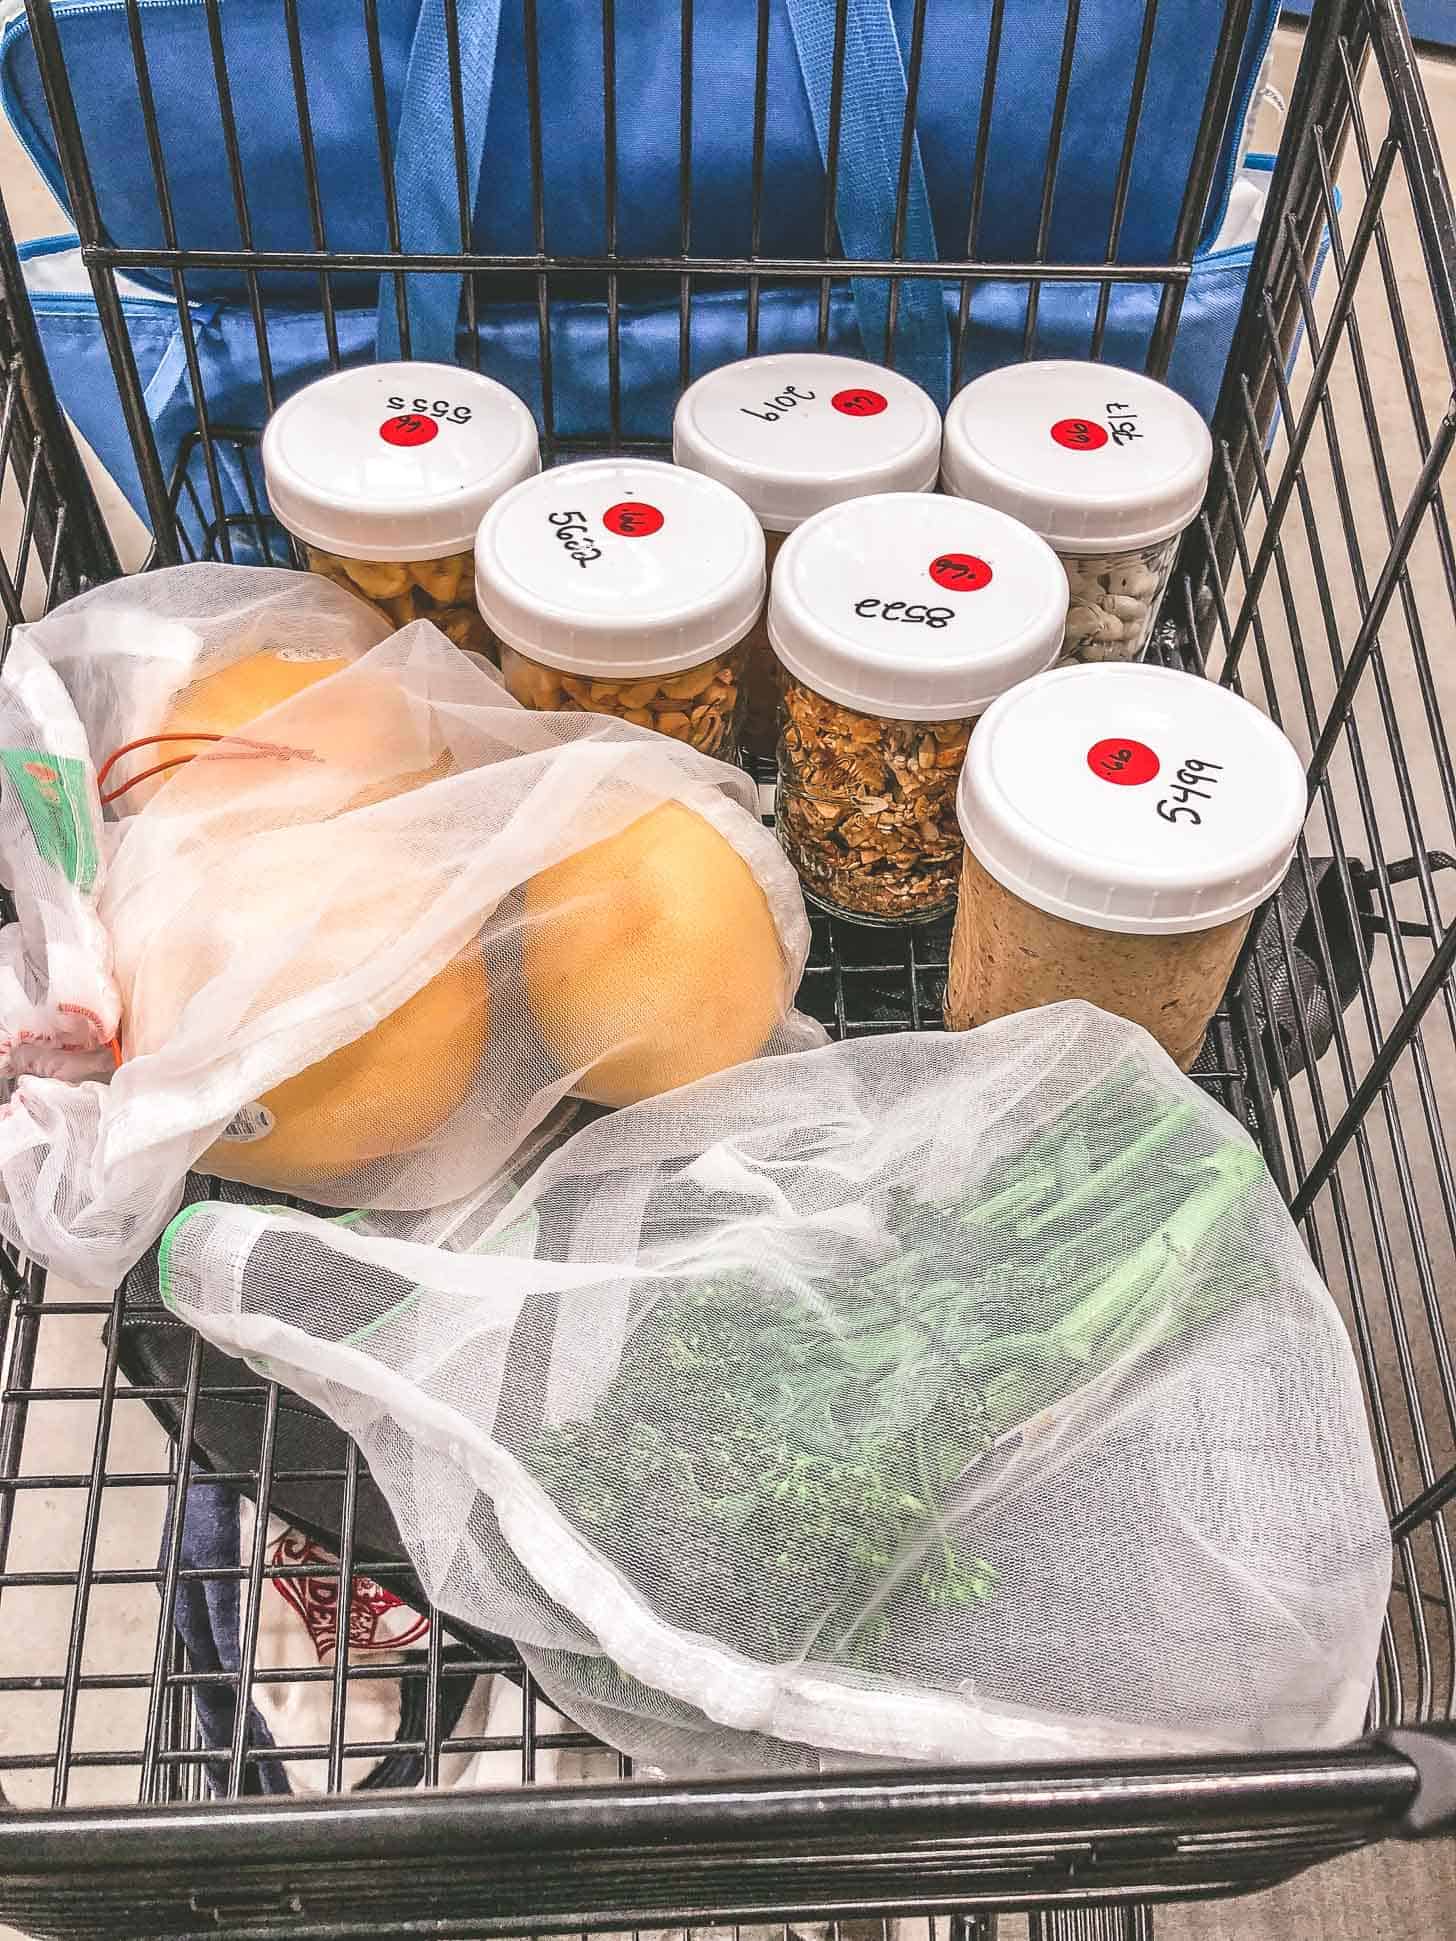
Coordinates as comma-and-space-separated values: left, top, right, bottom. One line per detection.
157, 1002, 1391, 1773
0, 566, 815, 1287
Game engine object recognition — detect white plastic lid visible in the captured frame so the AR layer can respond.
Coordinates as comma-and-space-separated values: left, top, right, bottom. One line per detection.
957, 663, 1307, 935
473, 458, 765, 678
941, 360, 1213, 555
768, 493, 1068, 722
262, 361, 541, 561
672, 354, 942, 532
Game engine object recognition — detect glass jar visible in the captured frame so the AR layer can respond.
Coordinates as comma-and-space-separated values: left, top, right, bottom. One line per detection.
778, 676, 971, 921
674, 353, 942, 762
262, 359, 540, 654
1058, 536, 1181, 664
769, 492, 1068, 924
498, 636, 747, 757
302, 544, 490, 651
941, 360, 1212, 668
945, 663, 1308, 1069
475, 457, 764, 762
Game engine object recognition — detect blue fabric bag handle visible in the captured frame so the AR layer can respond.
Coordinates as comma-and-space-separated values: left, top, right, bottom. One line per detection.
376, 0, 504, 363
783, 0, 950, 406
379, 0, 949, 399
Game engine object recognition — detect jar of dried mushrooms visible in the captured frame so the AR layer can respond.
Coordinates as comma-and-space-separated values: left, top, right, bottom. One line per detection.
941, 360, 1212, 666
769, 492, 1068, 923
262, 361, 540, 654
946, 663, 1307, 1069
673, 353, 941, 761
474, 458, 764, 761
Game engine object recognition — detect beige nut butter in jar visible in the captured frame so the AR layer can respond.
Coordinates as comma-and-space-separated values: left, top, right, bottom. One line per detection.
261, 360, 540, 654
769, 492, 1068, 925
941, 360, 1212, 667
946, 663, 1308, 1068
474, 458, 764, 761
673, 354, 942, 760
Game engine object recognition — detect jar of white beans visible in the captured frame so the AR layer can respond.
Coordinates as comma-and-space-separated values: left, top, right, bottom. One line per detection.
940, 360, 1212, 667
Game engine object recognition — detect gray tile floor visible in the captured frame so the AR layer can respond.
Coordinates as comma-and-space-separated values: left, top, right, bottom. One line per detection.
0, 19, 1454, 1941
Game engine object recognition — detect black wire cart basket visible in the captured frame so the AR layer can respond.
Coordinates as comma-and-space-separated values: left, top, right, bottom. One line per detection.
1, 0, 1456, 1935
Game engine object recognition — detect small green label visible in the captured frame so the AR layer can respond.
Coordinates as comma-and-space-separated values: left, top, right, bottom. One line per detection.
1, 750, 99, 892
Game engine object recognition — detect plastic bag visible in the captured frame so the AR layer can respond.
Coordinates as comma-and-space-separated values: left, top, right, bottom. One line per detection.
0, 565, 816, 1287
156, 1002, 1391, 1773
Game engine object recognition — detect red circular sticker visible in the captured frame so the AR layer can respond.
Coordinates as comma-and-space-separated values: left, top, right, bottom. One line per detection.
1087, 737, 1160, 786
603, 501, 664, 538
831, 387, 888, 417
1050, 416, 1108, 451
928, 552, 992, 593
379, 413, 439, 447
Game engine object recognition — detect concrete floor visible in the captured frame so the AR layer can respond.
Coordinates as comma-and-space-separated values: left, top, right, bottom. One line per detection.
0, 17, 1454, 1941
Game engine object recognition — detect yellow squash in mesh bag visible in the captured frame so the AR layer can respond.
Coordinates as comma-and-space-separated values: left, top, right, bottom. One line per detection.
114, 645, 481, 1192
111, 646, 352, 811
523, 802, 787, 1106
110, 646, 451, 822
118, 842, 491, 1194
0, 564, 819, 1288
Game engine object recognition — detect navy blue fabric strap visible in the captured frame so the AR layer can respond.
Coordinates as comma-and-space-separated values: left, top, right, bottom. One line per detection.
783, 0, 949, 406
376, 0, 503, 363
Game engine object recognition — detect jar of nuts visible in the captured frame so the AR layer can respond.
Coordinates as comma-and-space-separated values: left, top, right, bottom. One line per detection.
673, 353, 941, 762
474, 458, 764, 760
769, 492, 1068, 923
261, 360, 540, 654
945, 663, 1308, 1069
941, 360, 1212, 666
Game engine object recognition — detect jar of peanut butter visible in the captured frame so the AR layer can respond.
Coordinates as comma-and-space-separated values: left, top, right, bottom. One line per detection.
946, 663, 1308, 1068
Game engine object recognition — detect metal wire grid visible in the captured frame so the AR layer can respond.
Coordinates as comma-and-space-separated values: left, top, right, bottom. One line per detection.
1173, 0, 1456, 1737
18, 0, 1271, 554
0, 191, 111, 623
0, 0, 1453, 1934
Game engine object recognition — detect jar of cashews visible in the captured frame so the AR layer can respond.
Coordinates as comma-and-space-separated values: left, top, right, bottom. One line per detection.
941, 360, 1212, 667
474, 457, 764, 761
262, 361, 540, 654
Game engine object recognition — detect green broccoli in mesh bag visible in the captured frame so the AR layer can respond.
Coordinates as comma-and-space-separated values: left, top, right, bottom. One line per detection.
520, 1060, 1265, 1671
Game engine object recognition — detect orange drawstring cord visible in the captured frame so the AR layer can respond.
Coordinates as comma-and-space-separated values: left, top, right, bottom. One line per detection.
96, 732, 322, 806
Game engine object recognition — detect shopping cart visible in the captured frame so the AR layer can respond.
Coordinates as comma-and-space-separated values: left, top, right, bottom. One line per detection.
1, 0, 1455, 1935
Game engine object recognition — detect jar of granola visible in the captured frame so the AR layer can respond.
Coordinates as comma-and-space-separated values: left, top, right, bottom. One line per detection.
262, 360, 539, 654
474, 458, 764, 760
673, 354, 941, 761
941, 361, 1212, 666
770, 492, 1068, 923
946, 663, 1307, 1069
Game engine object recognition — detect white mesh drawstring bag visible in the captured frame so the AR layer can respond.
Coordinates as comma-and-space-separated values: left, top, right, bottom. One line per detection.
0, 565, 817, 1287
0, 566, 391, 1089
156, 1003, 1391, 1774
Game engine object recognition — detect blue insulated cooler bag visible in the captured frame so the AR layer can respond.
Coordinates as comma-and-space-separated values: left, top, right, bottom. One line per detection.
5, 0, 1281, 553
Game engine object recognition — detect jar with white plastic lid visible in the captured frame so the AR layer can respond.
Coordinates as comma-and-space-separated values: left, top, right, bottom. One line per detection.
941, 360, 1213, 666
261, 360, 540, 654
769, 492, 1068, 924
946, 663, 1307, 1069
674, 354, 942, 759
474, 457, 764, 759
